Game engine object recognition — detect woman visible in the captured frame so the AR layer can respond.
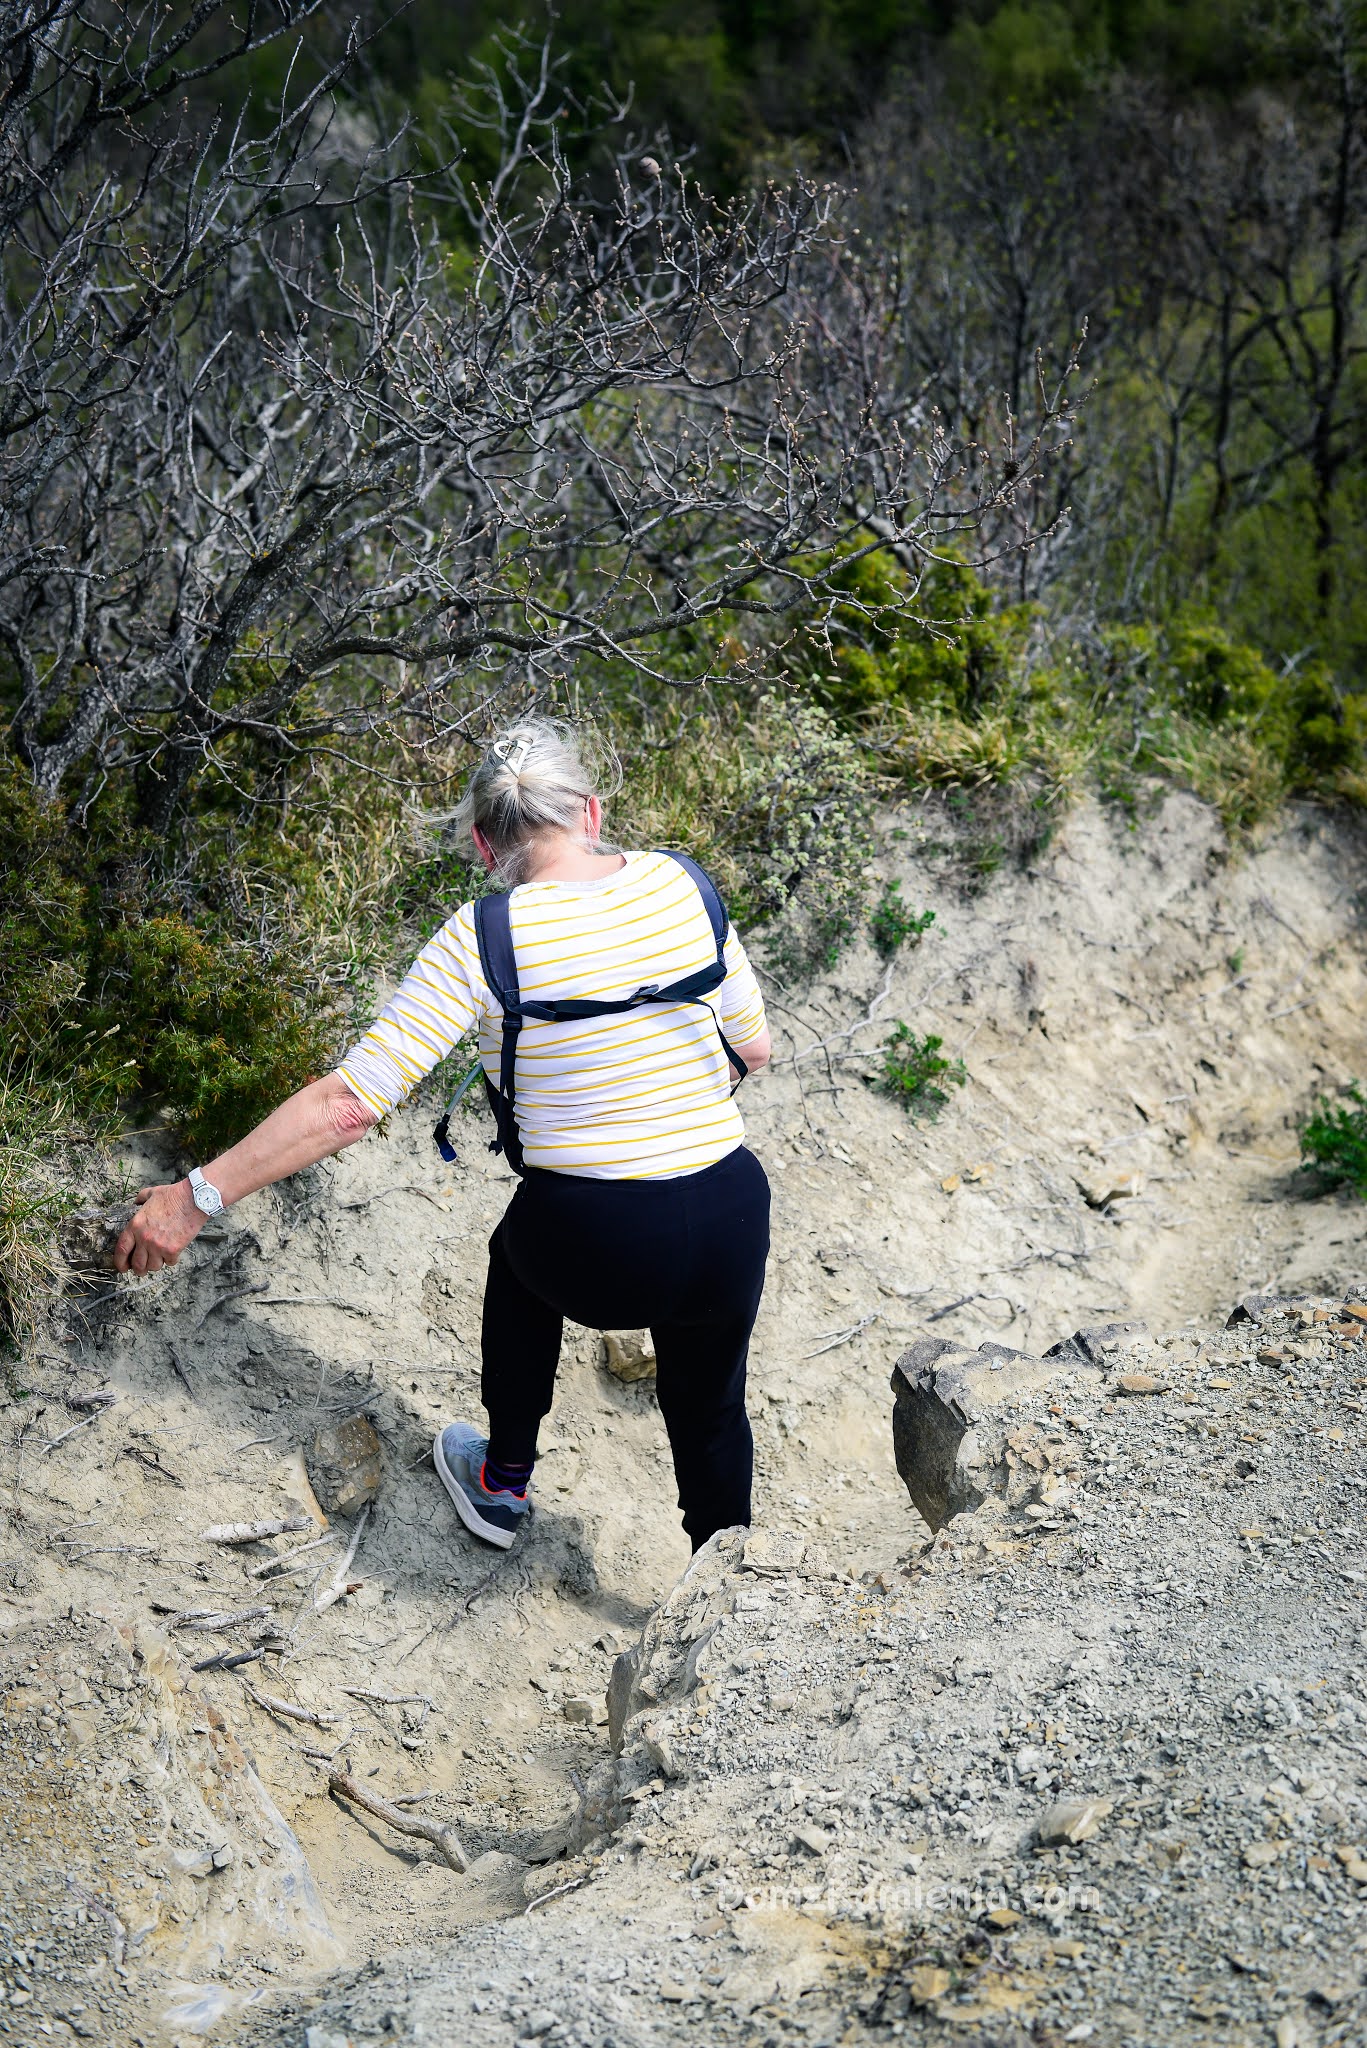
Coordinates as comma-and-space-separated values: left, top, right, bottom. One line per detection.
115, 719, 772, 1554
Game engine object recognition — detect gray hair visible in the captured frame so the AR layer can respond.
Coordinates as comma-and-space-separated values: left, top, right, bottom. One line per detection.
448, 716, 622, 885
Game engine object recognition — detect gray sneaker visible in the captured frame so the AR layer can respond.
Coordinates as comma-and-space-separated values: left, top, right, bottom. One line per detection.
434, 1421, 531, 1550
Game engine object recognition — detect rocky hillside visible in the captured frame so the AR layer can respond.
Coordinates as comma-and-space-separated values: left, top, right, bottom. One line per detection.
3, 789, 1366, 2046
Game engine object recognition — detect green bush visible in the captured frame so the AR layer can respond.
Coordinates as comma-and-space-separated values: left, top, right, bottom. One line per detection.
619, 691, 875, 978
1299, 1085, 1367, 1198
0, 753, 338, 1160
876, 1023, 967, 1117
870, 883, 935, 958
796, 551, 1034, 722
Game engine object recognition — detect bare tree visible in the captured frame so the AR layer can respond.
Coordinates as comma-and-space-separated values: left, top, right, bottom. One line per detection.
0, 11, 1076, 833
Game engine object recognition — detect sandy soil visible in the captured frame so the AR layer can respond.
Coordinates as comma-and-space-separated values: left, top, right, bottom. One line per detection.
3, 787, 1366, 2044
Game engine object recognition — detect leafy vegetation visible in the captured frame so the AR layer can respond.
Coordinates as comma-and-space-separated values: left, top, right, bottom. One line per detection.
871, 885, 936, 959
876, 1025, 968, 1117
1299, 1086, 1367, 1199
7, 1, 1367, 1339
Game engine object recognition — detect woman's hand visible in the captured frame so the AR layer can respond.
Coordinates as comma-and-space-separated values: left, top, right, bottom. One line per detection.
115, 1181, 204, 1275
111, 1075, 378, 1276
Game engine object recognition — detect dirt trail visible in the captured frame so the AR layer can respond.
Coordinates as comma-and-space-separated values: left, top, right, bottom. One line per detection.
3, 788, 1366, 2043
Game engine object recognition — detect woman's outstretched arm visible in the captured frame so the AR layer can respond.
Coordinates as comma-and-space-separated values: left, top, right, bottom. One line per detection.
113, 1073, 379, 1276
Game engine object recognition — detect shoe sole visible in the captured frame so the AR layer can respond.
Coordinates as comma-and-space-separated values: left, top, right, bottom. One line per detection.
432, 1430, 520, 1550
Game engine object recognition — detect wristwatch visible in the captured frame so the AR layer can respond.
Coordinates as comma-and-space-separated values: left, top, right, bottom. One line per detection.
188, 1166, 226, 1217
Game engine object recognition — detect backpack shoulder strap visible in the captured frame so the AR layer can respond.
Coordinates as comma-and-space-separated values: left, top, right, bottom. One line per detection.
657, 849, 729, 956
655, 849, 746, 1092
472, 892, 525, 1174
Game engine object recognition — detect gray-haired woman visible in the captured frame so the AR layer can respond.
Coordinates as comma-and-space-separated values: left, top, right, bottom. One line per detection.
116, 720, 772, 1553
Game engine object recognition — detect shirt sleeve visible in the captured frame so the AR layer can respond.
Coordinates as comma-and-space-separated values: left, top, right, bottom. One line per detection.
335, 903, 487, 1117
716, 927, 767, 1047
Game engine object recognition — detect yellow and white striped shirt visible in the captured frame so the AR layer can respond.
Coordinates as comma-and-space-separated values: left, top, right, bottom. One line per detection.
336, 851, 768, 1179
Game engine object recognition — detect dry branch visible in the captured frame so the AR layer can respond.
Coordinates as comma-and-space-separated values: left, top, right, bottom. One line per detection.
202, 1517, 314, 1546
313, 1505, 369, 1612
328, 1772, 468, 1872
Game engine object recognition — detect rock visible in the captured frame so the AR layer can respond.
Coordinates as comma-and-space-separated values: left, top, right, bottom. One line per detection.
907, 1966, 951, 2006
601, 1331, 656, 1383
563, 1696, 597, 1725
58, 1202, 137, 1273
306, 1414, 384, 1518
1333, 1846, 1367, 1881
1115, 1373, 1168, 1396
794, 1824, 831, 1855
1241, 1840, 1281, 1869
1043, 1321, 1148, 1369
464, 1851, 529, 1903
890, 1332, 1080, 1532
1076, 1170, 1144, 1208
985, 1907, 1022, 1929
1037, 1798, 1114, 1845
742, 1529, 805, 1573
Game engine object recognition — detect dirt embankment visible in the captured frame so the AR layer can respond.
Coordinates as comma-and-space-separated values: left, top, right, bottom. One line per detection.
2, 789, 1365, 2045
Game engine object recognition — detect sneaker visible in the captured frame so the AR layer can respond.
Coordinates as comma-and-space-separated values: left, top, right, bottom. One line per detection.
433, 1421, 531, 1550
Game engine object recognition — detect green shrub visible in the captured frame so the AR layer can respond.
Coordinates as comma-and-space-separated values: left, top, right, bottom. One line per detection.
876, 1023, 967, 1117
0, 752, 339, 1160
870, 883, 935, 958
795, 550, 1034, 721
1299, 1085, 1367, 1197
619, 691, 875, 978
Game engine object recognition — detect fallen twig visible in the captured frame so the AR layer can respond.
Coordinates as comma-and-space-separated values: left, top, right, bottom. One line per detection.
341, 1686, 437, 1711
202, 1516, 313, 1546
119, 1441, 184, 1486
44, 1393, 118, 1452
192, 1645, 264, 1673
247, 1532, 337, 1579
258, 1294, 371, 1316
337, 1185, 448, 1211
313, 1506, 369, 1612
169, 1604, 275, 1632
242, 1681, 340, 1728
524, 1875, 589, 1914
328, 1770, 468, 1871
804, 1311, 880, 1358
195, 1281, 269, 1329
166, 1341, 199, 1395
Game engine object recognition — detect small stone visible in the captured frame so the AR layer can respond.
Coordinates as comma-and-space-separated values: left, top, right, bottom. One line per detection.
563, 1696, 596, 1725
1037, 1798, 1114, 1845
1258, 1347, 1292, 1365
794, 1824, 831, 1855
1207, 1377, 1233, 1390
1077, 1171, 1144, 1208
906, 1965, 951, 2006
743, 1529, 805, 1573
985, 1907, 1022, 1929
1116, 1374, 1168, 1396
1341, 1303, 1367, 1323
1333, 1846, 1367, 1881
1242, 1840, 1281, 1869
1274, 2016, 1305, 2048
940, 1173, 961, 1194
522, 2012, 557, 2038
658, 1982, 695, 2003
306, 1413, 384, 1518
601, 1331, 657, 1383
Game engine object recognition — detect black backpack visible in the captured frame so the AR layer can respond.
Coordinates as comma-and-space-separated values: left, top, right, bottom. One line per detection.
433, 850, 746, 1173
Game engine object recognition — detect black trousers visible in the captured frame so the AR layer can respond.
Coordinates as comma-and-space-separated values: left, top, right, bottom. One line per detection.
481, 1145, 771, 1549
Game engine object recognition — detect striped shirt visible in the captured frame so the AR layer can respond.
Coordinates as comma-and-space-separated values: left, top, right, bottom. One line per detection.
336, 851, 768, 1179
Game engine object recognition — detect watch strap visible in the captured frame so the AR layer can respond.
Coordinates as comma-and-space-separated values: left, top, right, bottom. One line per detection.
189, 1166, 226, 1216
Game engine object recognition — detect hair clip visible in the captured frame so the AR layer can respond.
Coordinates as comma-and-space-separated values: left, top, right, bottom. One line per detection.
491, 735, 532, 775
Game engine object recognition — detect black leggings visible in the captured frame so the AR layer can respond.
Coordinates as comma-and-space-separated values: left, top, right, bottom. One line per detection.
481, 1145, 770, 1549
